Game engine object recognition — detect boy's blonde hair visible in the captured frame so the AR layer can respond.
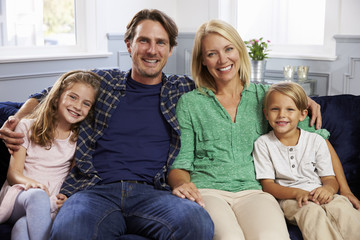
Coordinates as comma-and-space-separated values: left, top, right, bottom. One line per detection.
264, 82, 308, 112
28, 70, 101, 148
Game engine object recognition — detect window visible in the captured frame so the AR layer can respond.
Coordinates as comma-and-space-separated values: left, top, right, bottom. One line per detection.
232, 0, 336, 60
0, 0, 75, 47
0, 0, 109, 63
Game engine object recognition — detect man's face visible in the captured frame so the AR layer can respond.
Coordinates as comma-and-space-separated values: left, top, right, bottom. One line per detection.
126, 19, 173, 84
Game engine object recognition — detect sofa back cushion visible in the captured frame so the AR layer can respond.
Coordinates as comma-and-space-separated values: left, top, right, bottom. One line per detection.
312, 94, 360, 198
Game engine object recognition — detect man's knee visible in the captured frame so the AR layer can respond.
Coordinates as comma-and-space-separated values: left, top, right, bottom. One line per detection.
51, 193, 126, 240
172, 200, 214, 239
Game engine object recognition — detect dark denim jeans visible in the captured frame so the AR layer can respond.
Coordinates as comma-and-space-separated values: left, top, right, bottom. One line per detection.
50, 182, 214, 240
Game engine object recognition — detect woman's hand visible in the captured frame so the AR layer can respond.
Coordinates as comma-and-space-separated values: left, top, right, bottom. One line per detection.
172, 182, 205, 207
341, 191, 360, 210
307, 97, 322, 129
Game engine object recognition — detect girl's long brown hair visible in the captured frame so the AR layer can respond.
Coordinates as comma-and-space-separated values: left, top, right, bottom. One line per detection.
27, 70, 101, 148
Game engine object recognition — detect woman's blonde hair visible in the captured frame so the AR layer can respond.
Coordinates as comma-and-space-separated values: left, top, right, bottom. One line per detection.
27, 70, 101, 148
264, 82, 308, 112
191, 19, 251, 93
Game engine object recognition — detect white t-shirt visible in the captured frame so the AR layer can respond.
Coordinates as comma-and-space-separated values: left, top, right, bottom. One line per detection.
253, 129, 334, 192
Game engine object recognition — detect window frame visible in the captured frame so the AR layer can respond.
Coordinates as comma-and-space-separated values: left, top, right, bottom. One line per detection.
218, 0, 338, 61
0, 0, 110, 63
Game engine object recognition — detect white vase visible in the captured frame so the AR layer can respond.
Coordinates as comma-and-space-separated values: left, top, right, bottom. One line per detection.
250, 60, 267, 82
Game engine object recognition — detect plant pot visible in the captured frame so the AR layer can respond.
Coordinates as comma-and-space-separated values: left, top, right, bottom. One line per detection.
250, 60, 267, 82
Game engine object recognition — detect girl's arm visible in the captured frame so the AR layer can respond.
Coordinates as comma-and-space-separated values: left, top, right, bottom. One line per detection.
7, 146, 49, 195
260, 179, 311, 208
326, 140, 360, 210
168, 169, 205, 207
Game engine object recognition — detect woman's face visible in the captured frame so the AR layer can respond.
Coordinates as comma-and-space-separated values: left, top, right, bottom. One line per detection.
201, 33, 240, 84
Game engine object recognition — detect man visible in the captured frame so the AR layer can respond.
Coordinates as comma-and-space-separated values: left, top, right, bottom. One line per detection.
0, 9, 214, 239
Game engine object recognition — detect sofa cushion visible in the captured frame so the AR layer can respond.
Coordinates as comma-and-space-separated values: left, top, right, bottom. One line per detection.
312, 94, 360, 198
0, 102, 22, 187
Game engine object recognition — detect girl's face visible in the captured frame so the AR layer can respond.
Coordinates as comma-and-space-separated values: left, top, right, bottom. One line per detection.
264, 91, 308, 139
201, 33, 241, 84
57, 82, 96, 127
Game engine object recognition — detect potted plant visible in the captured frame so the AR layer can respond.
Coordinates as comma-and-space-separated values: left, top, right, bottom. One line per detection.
244, 37, 270, 81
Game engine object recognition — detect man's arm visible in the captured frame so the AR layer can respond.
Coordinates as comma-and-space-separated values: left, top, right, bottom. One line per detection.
0, 98, 39, 153
326, 140, 360, 210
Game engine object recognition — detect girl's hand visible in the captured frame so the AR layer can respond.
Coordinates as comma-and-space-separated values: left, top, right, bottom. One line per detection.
172, 182, 205, 207
56, 194, 68, 209
24, 181, 50, 196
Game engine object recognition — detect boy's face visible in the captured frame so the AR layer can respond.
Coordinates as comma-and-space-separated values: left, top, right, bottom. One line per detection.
264, 91, 308, 138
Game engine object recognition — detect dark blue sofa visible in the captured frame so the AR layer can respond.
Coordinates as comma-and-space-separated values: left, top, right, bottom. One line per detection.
1, 95, 360, 240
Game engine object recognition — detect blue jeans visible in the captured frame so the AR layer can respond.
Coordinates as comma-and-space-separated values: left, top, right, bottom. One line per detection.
50, 182, 214, 240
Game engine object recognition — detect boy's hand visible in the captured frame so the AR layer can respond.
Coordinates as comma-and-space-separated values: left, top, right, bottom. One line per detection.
56, 193, 68, 209
295, 189, 311, 208
310, 186, 334, 205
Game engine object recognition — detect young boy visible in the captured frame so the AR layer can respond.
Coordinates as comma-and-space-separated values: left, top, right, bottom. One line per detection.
253, 82, 360, 240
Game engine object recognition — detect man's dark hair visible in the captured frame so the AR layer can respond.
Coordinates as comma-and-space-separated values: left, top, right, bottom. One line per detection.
124, 9, 178, 48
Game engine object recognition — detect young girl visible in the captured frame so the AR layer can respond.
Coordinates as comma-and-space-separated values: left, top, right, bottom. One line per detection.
0, 70, 101, 240
253, 82, 360, 240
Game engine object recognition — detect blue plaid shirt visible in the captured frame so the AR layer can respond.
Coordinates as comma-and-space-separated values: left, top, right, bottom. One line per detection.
31, 68, 195, 196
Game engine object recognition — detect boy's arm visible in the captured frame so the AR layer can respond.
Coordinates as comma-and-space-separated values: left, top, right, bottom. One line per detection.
310, 176, 338, 205
261, 179, 311, 208
326, 140, 360, 209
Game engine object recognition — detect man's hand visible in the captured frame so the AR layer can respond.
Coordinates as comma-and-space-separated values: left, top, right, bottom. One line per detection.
0, 116, 24, 154
307, 97, 322, 129
172, 182, 205, 207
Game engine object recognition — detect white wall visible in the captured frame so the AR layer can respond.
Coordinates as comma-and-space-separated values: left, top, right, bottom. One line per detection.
339, 0, 360, 34
0, 0, 360, 102
101, 0, 360, 35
